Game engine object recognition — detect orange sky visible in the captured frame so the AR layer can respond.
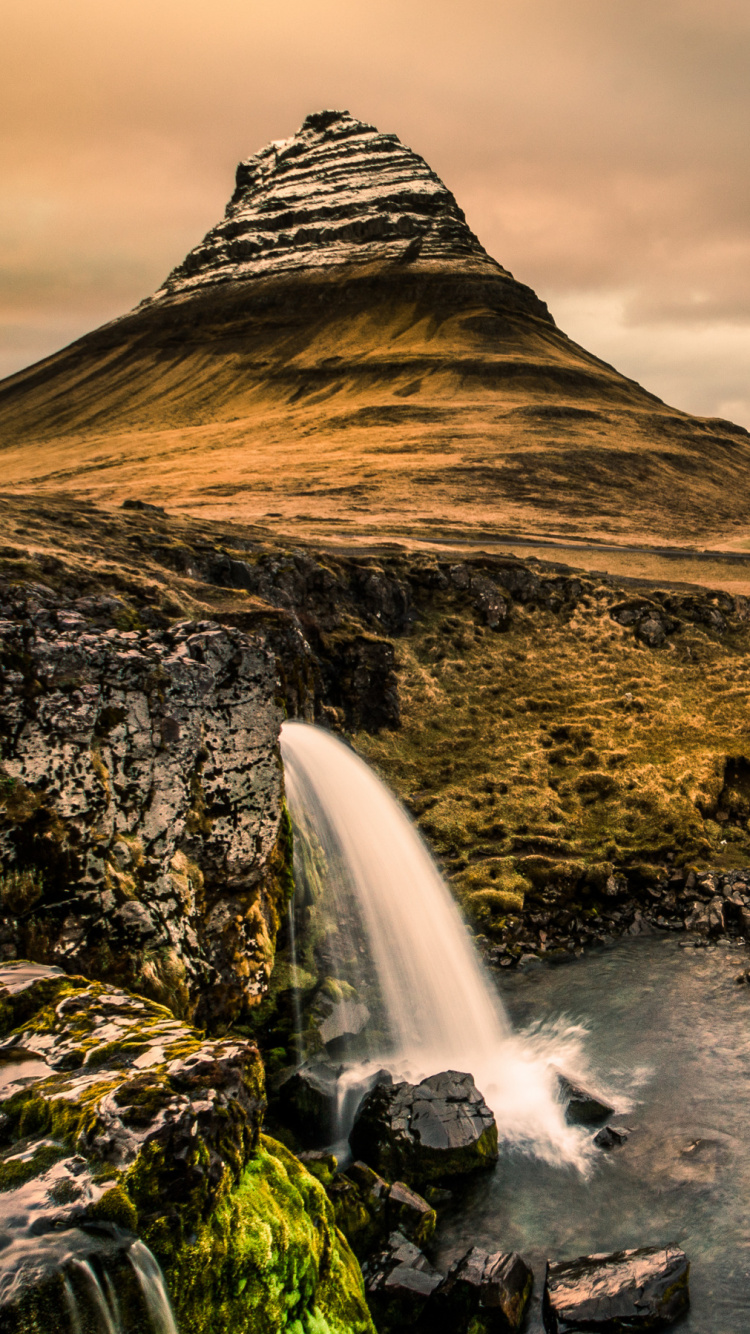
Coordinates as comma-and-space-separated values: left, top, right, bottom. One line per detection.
3, 0, 750, 424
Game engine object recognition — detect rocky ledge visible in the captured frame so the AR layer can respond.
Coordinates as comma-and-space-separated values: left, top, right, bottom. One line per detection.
148, 110, 541, 304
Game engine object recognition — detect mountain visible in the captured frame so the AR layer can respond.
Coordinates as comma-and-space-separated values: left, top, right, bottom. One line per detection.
0, 108, 748, 550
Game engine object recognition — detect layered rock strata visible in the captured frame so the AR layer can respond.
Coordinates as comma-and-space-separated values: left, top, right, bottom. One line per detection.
0, 583, 290, 1028
149, 109, 527, 300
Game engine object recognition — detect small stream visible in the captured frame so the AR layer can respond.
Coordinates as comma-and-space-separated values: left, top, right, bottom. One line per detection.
435, 936, 750, 1333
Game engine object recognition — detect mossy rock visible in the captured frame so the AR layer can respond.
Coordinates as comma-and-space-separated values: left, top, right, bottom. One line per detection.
0, 963, 374, 1334
154, 1136, 374, 1334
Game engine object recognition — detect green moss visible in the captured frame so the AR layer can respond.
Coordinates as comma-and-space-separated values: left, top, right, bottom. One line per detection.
86, 1184, 138, 1230
0, 1142, 67, 1191
147, 1136, 374, 1334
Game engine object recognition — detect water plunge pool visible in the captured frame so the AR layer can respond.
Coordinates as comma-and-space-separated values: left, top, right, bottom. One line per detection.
435, 936, 750, 1333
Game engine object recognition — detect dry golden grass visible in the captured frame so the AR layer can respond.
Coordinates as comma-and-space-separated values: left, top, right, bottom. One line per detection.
354, 585, 750, 934
1, 267, 749, 562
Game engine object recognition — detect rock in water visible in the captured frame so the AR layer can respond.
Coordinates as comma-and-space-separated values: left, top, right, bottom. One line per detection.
362, 1231, 443, 1334
275, 1059, 343, 1144
432, 1246, 533, 1333
556, 1074, 614, 1126
543, 1246, 690, 1332
593, 1125, 631, 1150
350, 1069, 498, 1184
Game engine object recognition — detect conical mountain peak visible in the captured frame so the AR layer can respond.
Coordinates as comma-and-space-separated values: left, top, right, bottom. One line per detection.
149, 109, 505, 303
1, 111, 747, 551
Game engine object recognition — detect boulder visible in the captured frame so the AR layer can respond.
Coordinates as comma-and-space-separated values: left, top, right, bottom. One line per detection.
350, 1070, 498, 1185
684, 902, 710, 934
556, 1075, 614, 1126
387, 1180, 437, 1248
363, 1231, 443, 1334
432, 1246, 533, 1333
0, 961, 374, 1334
543, 1245, 689, 1332
318, 998, 370, 1050
707, 896, 726, 934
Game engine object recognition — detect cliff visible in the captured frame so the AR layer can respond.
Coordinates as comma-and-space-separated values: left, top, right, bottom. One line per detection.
0, 582, 290, 1030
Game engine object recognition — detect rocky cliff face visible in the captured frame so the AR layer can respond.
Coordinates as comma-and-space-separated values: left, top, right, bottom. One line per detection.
149, 109, 519, 301
0, 582, 291, 1029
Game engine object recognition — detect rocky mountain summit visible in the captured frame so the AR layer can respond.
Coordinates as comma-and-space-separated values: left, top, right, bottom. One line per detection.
149, 109, 534, 302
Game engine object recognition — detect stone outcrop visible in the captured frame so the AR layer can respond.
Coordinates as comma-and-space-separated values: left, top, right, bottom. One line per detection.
350, 1069, 498, 1185
362, 1231, 444, 1333
148, 110, 536, 302
0, 961, 374, 1334
0, 582, 290, 1028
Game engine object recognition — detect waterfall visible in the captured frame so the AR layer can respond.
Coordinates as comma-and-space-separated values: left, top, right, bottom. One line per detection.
3, 1231, 179, 1334
286, 898, 305, 1063
128, 1241, 178, 1334
280, 721, 592, 1168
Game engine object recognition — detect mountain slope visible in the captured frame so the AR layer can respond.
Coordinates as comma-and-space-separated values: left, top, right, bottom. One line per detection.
0, 109, 748, 548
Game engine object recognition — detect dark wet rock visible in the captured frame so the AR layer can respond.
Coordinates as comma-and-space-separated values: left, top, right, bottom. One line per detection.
593, 1125, 631, 1150
387, 1180, 436, 1248
556, 1075, 614, 1126
329, 1160, 435, 1256
543, 1245, 689, 1332
362, 1230, 443, 1333
328, 1172, 381, 1255
275, 1059, 343, 1146
432, 1246, 533, 1334
350, 1069, 498, 1185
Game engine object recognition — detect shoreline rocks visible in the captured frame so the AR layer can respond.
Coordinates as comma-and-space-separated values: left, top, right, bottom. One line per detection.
543, 1245, 690, 1333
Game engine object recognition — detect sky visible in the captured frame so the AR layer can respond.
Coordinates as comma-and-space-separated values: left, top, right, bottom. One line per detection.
3, 0, 750, 425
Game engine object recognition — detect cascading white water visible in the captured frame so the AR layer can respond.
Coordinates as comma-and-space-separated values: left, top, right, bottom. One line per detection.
128, 1241, 178, 1334
12, 1234, 179, 1334
280, 721, 596, 1169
